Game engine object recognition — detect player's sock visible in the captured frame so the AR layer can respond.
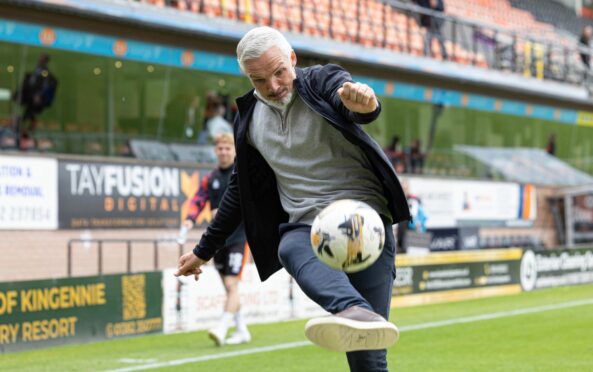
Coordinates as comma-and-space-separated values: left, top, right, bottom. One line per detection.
234, 311, 248, 333
221, 312, 234, 330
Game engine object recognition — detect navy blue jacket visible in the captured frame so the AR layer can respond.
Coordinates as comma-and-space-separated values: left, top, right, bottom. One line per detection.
194, 64, 410, 281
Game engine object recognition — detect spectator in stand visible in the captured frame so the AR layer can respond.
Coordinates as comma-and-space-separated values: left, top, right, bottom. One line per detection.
416, 0, 449, 61
206, 104, 233, 140
197, 91, 219, 144
198, 92, 233, 144
12, 54, 58, 149
407, 138, 425, 174
383, 135, 406, 173
579, 26, 592, 70
396, 179, 427, 253
546, 133, 556, 156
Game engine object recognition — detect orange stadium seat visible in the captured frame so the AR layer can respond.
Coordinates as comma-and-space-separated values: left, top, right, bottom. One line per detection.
146, 0, 582, 76
287, 3, 302, 32
202, 0, 222, 17
410, 33, 423, 56
318, 13, 331, 38
221, 0, 238, 19
302, 0, 326, 35
145, 0, 166, 7
172, 0, 200, 12
271, 1, 288, 31
189, 0, 201, 13
238, 0, 255, 23
331, 17, 348, 42
359, 20, 374, 47
384, 28, 400, 51
253, 0, 270, 25
344, 16, 359, 43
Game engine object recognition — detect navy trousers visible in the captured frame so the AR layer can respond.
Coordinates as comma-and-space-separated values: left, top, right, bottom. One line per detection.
278, 221, 396, 372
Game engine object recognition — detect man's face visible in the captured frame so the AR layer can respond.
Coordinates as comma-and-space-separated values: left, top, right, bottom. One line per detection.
215, 141, 235, 168
243, 46, 296, 107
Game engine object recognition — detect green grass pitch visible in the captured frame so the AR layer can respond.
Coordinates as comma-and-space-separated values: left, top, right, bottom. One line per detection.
2, 283, 593, 371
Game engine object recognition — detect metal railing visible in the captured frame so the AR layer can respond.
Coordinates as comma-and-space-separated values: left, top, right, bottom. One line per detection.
66, 238, 199, 277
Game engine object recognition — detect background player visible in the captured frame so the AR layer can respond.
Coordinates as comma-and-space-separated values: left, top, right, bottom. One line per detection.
180, 133, 250, 346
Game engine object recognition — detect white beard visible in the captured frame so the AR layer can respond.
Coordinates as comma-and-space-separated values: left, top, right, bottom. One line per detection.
256, 90, 294, 111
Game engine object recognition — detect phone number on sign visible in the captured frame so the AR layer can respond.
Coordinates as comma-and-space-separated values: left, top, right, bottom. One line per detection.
0, 206, 52, 223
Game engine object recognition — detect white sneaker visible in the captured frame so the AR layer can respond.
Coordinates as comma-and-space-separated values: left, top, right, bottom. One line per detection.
208, 326, 228, 346
225, 330, 251, 345
305, 306, 399, 352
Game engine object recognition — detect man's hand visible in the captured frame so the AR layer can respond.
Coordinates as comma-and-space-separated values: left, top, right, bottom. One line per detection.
337, 82, 378, 114
175, 251, 207, 281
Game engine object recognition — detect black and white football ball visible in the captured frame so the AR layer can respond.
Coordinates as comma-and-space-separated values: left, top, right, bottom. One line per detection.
310, 200, 385, 273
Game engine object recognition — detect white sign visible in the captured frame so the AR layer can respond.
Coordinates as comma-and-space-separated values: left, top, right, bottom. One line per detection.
162, 265, 325, 333
406, 177, 536, 228
0, 156, 58, 229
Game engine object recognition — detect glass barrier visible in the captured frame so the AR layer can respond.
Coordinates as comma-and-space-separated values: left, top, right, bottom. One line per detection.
1, 27, 593, 176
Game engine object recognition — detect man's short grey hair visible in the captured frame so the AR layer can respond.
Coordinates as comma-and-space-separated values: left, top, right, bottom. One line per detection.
236, 27, 293, 73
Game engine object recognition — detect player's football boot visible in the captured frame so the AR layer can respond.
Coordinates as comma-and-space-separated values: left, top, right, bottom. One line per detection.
225, 329, 252, 345
208, 326, 228, 346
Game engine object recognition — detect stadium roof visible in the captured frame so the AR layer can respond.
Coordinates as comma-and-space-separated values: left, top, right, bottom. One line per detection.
456, 145, 593, 186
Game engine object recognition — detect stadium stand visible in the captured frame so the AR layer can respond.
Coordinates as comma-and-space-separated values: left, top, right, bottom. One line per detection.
508, 0, 593, 37
129, 0, 590, 84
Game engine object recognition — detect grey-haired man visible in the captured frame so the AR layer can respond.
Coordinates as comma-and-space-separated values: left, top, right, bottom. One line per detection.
176, 27, 410, 371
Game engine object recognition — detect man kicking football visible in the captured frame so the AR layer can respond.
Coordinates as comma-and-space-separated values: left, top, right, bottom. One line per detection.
176, 26, 410, 371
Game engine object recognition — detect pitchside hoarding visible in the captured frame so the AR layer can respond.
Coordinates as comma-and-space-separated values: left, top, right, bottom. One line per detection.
393, 249, 524, 307
162, 265, 326, 333
520, 248, 593, 291
0, 156, 58, 229
394, 247, 593, 307
427, 227, 480, 251
0, 272, 162, 352
58, 160, 211, 229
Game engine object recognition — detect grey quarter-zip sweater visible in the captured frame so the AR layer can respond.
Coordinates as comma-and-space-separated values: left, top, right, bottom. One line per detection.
247, 91, 391, 224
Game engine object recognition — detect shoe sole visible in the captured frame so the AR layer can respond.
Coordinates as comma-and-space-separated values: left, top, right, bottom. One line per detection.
304, 317, 399, 352
208, 331, 224, 346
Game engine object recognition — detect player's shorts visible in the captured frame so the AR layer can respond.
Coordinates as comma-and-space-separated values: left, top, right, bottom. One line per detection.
213, 242, 249, 277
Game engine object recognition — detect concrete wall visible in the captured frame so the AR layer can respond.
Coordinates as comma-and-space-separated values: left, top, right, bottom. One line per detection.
0, 227, 206, 282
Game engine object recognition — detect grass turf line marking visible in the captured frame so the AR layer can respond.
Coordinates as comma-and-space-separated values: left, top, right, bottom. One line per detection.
106, 297, 593, 372
106, 341, 311, 372
400, 297, 593, 331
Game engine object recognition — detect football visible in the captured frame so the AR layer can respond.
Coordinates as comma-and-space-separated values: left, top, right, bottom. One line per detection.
310, 200, 385, 273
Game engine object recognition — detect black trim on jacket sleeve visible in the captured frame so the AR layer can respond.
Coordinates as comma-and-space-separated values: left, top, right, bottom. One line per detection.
349, 101, 381, 124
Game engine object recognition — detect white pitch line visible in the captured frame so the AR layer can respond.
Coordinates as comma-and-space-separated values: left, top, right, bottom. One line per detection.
106, 341, 312, 372
399, 297, 593, 332
106, 298, 593, 372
